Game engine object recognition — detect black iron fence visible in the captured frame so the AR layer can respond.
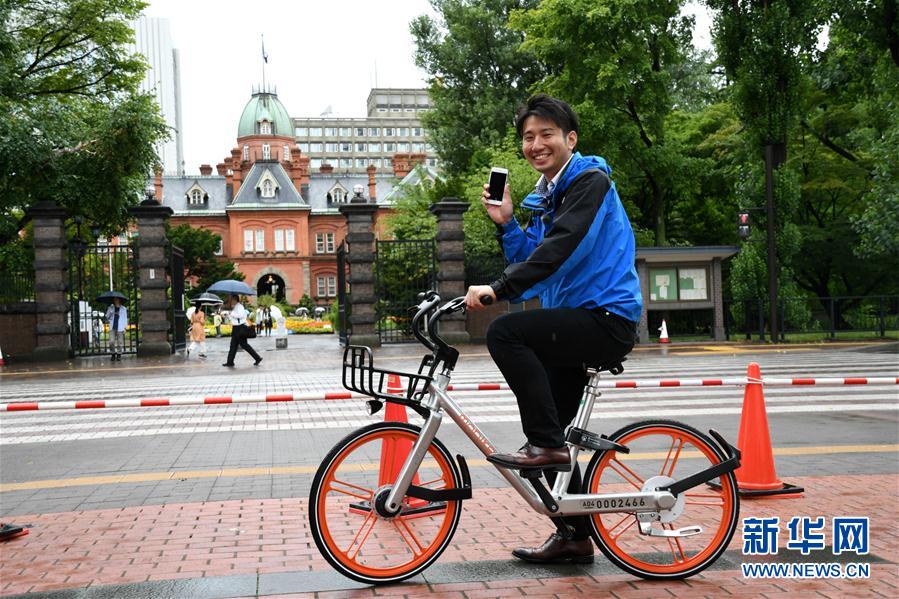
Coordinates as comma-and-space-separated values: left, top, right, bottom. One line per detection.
464, 251, 506, 287
725, 296, 899, 341
0, 271, 35, 304
169, 244, 187, 353
336, 242, 350, 345
68, 243, 139, 356
374, 239, 437, 343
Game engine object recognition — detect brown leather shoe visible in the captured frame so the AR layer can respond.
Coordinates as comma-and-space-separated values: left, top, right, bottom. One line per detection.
512, 532, 594, 564
487, 443, 571, 471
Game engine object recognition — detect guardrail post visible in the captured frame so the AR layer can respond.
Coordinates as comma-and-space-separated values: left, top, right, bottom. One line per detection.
339, 195, 380, 347
758, 299, 765, 342
129, 199, 173, 356
26, 201, 70, 361
829, 297, 836, 340
430, 198, 470, 345
878, 296, 885, 337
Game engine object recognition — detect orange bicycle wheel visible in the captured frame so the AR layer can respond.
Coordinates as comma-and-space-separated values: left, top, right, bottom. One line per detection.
309, 421, 463, 584
583, 420, 739, 580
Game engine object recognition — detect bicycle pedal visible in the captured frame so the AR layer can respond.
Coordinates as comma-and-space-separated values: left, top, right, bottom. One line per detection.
566, 427, 630, 454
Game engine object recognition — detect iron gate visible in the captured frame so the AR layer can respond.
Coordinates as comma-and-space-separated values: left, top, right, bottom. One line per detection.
336, 241, 350, 345
374, 239, 437, 343
68, 243, 139, 357
169, 244, 187, 353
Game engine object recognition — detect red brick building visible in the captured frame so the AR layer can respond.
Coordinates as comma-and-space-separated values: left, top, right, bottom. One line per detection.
158, 88, 427, 305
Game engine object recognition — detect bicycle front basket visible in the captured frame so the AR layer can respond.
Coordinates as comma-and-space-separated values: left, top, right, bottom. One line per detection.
342, 345, 434, 404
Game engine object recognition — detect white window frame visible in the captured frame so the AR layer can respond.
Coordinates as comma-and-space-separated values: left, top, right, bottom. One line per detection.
244, 230, 254, 252
326, 232, 335, 253
260, 120, 272, 134
316, 233, 325, 253
274, 229, 284, 252
283, 145, 291, 161
215, 238, 223, 255
317, 276, 326, 297
262, 144, 271, 160
190, 189, 203, 204
327, 276, 337, 297
255, 229, 265, 252
285, 229, 295, 251
261, 179, 274, 198
242, 145, 249, 160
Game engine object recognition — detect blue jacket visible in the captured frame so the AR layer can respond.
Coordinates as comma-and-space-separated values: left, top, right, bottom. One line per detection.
490, 153, 643, 323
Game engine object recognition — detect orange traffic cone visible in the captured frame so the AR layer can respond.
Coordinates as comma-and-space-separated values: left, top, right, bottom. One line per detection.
733, 363, 803, 498
658, 319, 670, 343
379, 373, 416, 487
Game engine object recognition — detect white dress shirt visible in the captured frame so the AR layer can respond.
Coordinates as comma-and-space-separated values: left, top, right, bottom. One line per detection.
230, 302, 248, 325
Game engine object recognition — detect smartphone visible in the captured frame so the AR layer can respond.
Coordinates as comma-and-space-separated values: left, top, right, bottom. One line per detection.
486, 167, 508, 206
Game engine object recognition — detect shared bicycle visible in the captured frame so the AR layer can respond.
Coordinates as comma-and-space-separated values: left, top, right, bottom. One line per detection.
309, 291, 741, 584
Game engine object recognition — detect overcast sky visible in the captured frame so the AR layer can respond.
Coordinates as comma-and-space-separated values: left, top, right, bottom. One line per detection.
143, 0, 713, 175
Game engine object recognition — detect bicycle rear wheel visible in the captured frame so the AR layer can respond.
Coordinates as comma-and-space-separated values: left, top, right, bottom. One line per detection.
583, 419, 739, 580
309, 421, 463, 584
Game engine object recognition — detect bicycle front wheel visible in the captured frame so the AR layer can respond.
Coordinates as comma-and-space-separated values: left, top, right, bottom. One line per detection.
309, 421, 463, 584
583, 420, 739, 580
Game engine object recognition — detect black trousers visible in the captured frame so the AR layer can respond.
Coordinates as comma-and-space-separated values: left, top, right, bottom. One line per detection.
226, 324, 261, 364
486, 306, 636, 539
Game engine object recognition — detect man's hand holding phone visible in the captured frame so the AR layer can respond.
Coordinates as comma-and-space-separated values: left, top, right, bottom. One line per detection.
482, 167, 513, 226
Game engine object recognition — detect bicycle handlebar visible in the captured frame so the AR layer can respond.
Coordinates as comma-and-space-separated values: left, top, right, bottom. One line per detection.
409, 291, 492, 359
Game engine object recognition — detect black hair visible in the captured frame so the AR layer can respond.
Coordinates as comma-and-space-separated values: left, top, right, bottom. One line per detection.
515, 94, 579, 137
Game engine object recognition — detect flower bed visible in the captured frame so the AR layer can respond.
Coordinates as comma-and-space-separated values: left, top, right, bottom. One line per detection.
285, 318, 333, 334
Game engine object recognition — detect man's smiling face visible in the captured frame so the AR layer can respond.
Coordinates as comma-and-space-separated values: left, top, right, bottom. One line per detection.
521, 115, 577, 180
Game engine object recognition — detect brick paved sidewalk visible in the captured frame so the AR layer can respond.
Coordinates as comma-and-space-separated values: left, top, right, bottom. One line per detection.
2, 473, 896, 597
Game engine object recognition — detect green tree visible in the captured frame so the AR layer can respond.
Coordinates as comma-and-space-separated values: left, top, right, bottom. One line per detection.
511, 0, 700, 245
165, 224, 243, 292
0, 0, 168, 247
707, 0, 823, 313
411, 0, 547, 175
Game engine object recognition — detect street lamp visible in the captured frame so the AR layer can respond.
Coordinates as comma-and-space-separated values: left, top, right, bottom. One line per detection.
351, 184, 365, 203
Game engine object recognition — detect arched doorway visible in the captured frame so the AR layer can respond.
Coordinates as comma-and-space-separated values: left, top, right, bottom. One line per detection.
257, 273, 286, 301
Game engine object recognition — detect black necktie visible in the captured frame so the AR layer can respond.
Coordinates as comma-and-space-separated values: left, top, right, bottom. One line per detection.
113, 307, 120, 331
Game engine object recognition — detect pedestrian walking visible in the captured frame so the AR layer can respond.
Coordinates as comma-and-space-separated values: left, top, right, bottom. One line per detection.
223, 294, 262, 367
255, 307, 265, 336
187, 306, 208, 357
264, 308, 273, 336
105, 297, 128, 361
213, 312, 222, 337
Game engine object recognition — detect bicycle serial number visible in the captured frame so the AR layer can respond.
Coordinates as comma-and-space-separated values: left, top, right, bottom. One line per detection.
582, 497, 647, 509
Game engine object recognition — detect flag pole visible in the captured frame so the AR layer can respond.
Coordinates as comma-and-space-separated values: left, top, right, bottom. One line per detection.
261, 35, 266, 91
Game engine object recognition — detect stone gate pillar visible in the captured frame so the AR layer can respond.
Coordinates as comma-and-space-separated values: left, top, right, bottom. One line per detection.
28, 201, 70, 361
339, 196, 379, 347
430, 198, 470, 344
129, 199, 174, 356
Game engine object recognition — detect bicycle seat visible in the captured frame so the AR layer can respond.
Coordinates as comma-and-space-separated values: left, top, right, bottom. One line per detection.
588, 357, 626, 376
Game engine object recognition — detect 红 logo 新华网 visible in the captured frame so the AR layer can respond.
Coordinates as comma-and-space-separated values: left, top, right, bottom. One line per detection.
740, 515, 870, 579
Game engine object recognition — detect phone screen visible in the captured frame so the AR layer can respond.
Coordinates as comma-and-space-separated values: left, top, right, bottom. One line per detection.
488, 170, 508, 204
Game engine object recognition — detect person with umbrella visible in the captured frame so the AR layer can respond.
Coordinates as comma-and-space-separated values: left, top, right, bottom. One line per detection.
97, 291, 128, 361
207, 280, 262, 368
187, 303, 208, 359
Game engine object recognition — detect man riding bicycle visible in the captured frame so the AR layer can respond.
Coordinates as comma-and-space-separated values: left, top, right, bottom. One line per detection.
465, 94, 643, 564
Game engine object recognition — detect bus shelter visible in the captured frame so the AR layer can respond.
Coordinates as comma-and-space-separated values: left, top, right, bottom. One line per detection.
636, 246, 739, 342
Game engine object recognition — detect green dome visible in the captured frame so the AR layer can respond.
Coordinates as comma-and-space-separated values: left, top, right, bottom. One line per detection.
237, 91, 293, 138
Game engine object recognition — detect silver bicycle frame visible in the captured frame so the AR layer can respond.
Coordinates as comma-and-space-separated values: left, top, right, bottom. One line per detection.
384, 369, 677, 517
